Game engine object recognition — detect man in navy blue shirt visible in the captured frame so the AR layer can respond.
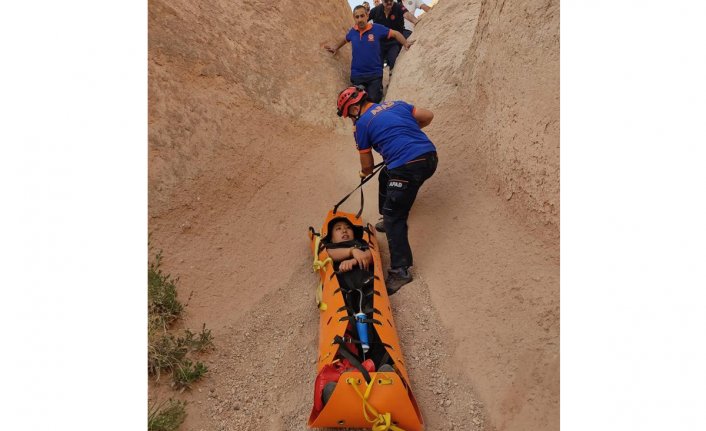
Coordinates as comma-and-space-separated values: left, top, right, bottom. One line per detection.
336, 86, 438, 295
325, 5, 410, 103
369, 0, 418, 78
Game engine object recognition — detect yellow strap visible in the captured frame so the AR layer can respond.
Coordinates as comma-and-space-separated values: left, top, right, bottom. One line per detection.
311, 235, 331, 310
315, 282, 327, 311
345, 377, 405, 431
312, 235, 332, 272
312, 256, 332, 272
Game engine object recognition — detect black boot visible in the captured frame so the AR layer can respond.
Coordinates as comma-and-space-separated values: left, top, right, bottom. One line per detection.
375, 217, 386, 233
385, 267, 413, 295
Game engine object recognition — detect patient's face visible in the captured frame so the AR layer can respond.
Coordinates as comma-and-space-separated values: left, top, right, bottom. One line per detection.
331, 221, 353, 243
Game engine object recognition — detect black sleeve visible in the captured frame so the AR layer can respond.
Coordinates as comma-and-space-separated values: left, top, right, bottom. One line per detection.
325, 239, 369, 251
355, 239, 370, 251
325, 239, 356, 250
369, 6, 379, 21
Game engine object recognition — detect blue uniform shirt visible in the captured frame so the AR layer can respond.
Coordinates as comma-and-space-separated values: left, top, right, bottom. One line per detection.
354, 101, 437, 169
346, 23, 391, 79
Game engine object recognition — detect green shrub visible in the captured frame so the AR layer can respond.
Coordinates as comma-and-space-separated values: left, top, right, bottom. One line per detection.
148, 333, 188, 379
172, 360, 209, 390
182, 324, 214, 353
148, 249, 213, 388
148, 399, 186, 431
148, 251, 183, 330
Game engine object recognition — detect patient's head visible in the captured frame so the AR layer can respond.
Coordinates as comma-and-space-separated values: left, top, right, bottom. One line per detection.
330, 219, 354, 243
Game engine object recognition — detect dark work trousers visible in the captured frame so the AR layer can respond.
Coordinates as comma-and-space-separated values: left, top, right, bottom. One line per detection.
351, 75, 384, 103
381, 40, 402, 72
378, 166, 390, 216
381, 151, 438, 269
402, 29, 413, 39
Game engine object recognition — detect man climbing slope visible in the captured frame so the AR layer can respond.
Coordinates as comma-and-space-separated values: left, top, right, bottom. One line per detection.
336, 85, 438, 295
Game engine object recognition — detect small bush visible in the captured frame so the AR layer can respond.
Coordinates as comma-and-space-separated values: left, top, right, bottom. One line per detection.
148, 251, 183, 330
148, 250, 213, 388
148, 333, 188, 379
182, 324, 214, 353
172, 360, 209, 390
148, 399, 187, 431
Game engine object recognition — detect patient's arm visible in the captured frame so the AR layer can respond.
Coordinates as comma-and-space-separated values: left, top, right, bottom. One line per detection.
326, 246, 355, 263
326, 246, 372, 271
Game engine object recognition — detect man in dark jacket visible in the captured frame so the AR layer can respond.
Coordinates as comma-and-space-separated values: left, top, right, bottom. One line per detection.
369, 0, 418, 76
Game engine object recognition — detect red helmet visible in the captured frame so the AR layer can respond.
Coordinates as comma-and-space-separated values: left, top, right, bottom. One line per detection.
336, 86, 367, 118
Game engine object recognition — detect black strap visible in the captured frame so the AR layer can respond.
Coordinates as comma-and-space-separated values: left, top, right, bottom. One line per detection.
378, 350, 391, 370
333, 335, 371, 384
340, 336, 392, 350
338, 316, 380, 325
333, 162, 385, 218
336, 305, 377, 315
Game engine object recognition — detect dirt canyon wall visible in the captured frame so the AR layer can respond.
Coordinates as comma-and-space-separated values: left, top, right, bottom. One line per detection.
149, 1, 559, 430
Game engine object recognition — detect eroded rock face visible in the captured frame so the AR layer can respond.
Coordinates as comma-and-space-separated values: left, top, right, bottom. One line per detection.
149, 0, 354, 218
388, 0, 559, 242
465, 0, 559, 241
387, 5, 560, 428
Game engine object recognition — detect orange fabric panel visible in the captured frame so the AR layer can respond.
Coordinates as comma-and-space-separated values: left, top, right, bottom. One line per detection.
309, 372, 423, 431
309, 210, 423, 429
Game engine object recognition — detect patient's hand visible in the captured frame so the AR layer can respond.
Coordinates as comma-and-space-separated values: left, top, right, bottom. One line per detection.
339, 259, 357, 272
351, 248, 371, 271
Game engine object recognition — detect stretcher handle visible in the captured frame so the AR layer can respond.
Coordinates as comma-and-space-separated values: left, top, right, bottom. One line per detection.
332, 162, 385, 218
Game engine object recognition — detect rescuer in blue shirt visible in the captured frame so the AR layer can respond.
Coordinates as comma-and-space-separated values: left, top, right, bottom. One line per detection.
336, 85, 438, 295
325, 5, 411, 103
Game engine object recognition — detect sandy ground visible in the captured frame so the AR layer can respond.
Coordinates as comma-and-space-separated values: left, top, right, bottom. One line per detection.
148, 0, 559, 430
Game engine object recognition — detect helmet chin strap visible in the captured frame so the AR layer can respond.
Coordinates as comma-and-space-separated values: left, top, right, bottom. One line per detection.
351, 100, 365, 122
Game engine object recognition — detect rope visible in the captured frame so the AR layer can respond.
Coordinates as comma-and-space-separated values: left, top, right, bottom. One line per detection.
312, 257, 332, 272
312, 235, 332, 272
333, 162, 385, 217
312, 235, 331, 310
345, 377, 405, 431
315, 282, 327, 311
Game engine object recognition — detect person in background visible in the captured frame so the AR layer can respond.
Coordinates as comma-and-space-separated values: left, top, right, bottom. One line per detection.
398, 0, 431, 38
362, 1, 371, 14
324, 5, 411, 103
368, 0, 418, 79
335, 86, 438, 295
362, 1, 373, 22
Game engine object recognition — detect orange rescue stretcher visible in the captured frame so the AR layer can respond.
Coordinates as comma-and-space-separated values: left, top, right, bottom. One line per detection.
307, 209, 424, 430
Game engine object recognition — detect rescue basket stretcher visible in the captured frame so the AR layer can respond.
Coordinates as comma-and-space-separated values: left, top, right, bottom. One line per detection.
307, 209, 424, 431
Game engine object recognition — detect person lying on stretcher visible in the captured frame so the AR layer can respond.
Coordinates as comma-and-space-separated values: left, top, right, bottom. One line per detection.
324, 218, 373, 272
316, 218, 395, 411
